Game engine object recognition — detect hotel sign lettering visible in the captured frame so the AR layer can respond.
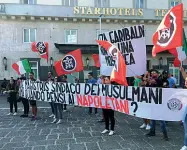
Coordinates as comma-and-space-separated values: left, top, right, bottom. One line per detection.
74, 6, 187, 18
74, 7, 143, 16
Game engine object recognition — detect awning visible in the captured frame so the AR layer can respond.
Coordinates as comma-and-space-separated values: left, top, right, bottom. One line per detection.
54, 43, 99, 54
54, 43, 161, 54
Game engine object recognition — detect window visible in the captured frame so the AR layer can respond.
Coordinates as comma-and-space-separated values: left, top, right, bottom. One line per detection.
25, 61, 39, 80
135, 0, 144, 9
170, 0, 179, 7
62, 0, 77, 6
95, 0, 110, 7
65, 30, 77, 44
23, 28, 36, 43
22, 0, 36, 4
96, 29, 108, 39
168, 59, 180, 85
97, 70, 100, 77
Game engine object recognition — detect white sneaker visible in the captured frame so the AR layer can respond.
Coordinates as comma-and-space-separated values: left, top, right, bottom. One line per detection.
63, 110, 67, 112
180, 146, 187, 150
13, 112, 17, 116
109, 131, 115, 136
101, 129, 109, 134
49, 114, 54, 118
146, 125, 151, 130
56, 119, 62, 124
51, 119, 57, 123
7, 113, 13, 116
140, 123, 146, 129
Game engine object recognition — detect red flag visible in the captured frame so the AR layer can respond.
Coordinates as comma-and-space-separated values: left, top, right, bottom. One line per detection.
54, 49, 84, 76
152, 3, 183, 57
92, 54, 101, 67
32, 42, 49, 62
96, 40, 128, 86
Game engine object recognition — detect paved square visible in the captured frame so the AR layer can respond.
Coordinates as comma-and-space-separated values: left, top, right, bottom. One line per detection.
0, 96, 184, 150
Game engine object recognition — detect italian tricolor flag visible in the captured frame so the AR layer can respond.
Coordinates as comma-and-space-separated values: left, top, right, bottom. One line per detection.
12, 59, 31, 75
170, 29, 187, 67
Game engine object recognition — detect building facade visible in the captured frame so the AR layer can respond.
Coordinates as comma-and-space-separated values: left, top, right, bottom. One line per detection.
0, 0, 186, 85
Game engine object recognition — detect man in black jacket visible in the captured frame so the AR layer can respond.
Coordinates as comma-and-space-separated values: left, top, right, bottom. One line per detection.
146, 70, 169, 141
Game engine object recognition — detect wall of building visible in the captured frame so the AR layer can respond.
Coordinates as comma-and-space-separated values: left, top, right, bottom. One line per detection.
147, 0, 168, 9
0, 18, 184, 80
37, 0, 62, 5
78, 0, 94, 7
110, 0, 133, 8
0, 0, 19, 3
182, 0, 187, 9
0, 0, 184, 9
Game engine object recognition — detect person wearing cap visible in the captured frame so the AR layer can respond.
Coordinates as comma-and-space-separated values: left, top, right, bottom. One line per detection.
87, 72, 97, 114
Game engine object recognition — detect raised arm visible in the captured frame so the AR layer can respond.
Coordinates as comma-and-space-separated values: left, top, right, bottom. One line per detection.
180, 66, 187, 80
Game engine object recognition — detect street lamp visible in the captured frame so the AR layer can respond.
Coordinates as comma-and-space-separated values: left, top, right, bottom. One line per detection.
159, 57, 163, 69
86, 57, 90, 67
50, 57, 53, 67
99, 14, 103, 35
3, 57, 7, 71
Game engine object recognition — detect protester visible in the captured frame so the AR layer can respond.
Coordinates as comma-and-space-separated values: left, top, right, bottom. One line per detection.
75, 78, 79, 83
48, 71, 55, 118
5, 78, 18, 115
29, 72, 38, 121
146, 70, 169, 141
168, 73, 175, 88
51, 76, 63, 124
133, 75, 142, 86
98, 75, 105, 122
62, 75, 68, 112
19, 75, 30, 117
97, 75, 103, 84
1, 78, 7, 94
179, 66, 187, 150
87, 72, 97, 114
101, 76, 115, 136
171, 74, 177, 85
139, 72, 151, 130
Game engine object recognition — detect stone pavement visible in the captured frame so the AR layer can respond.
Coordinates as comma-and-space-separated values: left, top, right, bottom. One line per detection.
0, 96, 184, 150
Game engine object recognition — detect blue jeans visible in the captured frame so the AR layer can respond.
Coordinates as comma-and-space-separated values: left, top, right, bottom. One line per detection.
151, 120, 167, 133
184, 115, 187, 146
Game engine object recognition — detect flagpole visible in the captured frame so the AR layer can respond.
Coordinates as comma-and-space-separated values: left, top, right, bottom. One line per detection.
98, 14, 103, 75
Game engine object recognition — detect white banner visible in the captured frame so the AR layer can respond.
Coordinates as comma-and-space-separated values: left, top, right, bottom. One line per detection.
98, 24, 146, 77
19, 80, 187, 121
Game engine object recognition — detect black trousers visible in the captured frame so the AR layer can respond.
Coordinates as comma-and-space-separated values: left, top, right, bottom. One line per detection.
22, 98, 29, 115
63, 104, 67, 110
9, 101, 17, 113
103, 109, 115, 131
89, 107, 97, 114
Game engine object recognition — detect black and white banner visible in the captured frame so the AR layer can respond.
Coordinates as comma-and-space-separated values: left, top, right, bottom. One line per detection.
98, 24, 146, 77
19, 80, 187, 121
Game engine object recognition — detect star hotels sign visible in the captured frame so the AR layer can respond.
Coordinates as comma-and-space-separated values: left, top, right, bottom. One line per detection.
73, 6, 187, 18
